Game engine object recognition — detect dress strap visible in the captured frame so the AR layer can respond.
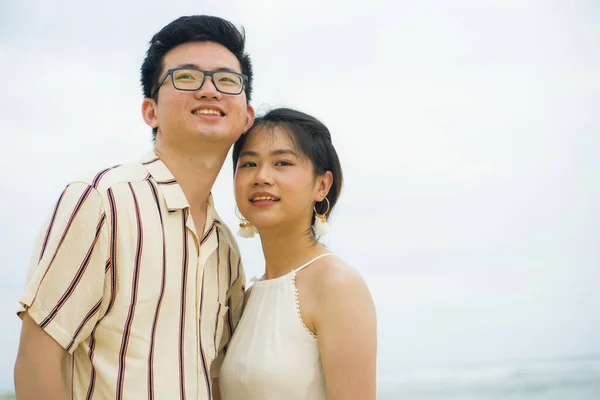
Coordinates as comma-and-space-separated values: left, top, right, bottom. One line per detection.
294, 253, 335, 273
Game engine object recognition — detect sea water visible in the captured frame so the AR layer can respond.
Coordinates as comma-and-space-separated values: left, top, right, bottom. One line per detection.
378, 356, 600, 399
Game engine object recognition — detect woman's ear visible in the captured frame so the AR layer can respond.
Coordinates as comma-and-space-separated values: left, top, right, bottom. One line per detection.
315, 171, 334, 201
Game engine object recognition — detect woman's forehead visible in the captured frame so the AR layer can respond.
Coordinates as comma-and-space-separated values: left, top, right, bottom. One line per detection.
243, 125, 298, 151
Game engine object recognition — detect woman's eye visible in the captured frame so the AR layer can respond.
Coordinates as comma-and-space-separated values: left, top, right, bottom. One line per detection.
275, 160, 292, 166
239, 161, 256, 168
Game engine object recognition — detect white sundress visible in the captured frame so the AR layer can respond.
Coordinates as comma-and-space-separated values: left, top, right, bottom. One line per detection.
219, 253, 335, 400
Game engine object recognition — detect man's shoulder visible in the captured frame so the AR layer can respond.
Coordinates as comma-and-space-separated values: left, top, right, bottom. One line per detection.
70, 160, 149, 194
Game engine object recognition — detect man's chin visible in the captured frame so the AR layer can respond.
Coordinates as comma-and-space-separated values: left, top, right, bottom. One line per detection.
188, 128, 241, 145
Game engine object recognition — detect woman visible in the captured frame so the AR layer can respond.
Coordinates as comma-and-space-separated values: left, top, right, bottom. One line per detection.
219, 108, 377, 400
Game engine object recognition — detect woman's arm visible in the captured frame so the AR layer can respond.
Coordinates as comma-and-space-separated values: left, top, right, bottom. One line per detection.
314, 263, 377, 400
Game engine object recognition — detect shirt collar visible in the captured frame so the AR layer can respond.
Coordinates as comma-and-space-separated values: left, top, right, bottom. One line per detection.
141, 151, 189, 212
140, 152, 228, 239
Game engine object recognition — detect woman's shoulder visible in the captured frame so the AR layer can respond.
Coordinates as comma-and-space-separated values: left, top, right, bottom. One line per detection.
307, 254, 375, 333
310, 254, 370, 300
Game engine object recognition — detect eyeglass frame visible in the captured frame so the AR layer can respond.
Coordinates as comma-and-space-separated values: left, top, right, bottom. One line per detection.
151, 67, 248, 99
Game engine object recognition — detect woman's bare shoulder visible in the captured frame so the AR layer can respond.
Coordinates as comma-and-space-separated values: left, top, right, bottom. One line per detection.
311, 255, 370, 299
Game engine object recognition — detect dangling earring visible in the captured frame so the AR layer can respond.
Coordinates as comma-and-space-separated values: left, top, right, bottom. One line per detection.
235, 207, 255, 238
313, 197, 330, 236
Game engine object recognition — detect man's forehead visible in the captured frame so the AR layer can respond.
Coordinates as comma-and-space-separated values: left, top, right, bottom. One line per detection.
162, 41, 242, 72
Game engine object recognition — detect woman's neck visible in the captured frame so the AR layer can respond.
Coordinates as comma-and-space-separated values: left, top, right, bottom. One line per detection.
259, 227, 328, 279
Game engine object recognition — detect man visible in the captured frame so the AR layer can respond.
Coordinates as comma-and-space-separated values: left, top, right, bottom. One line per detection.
14, 15, 255, 400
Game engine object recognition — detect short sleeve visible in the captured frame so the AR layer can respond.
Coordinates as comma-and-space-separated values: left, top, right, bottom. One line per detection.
18, 182, 109, 353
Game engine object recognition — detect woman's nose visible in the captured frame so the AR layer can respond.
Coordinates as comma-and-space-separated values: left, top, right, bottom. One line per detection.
253, 165, 273, 185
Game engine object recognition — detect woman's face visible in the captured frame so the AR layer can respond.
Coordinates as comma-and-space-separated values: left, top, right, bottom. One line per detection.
234, 126, 329, 234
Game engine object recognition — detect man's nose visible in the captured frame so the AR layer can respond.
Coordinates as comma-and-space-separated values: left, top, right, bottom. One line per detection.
194, 75, 221, 99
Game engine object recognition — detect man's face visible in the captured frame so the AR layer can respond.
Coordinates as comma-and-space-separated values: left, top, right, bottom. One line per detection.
145, 41, 254, 147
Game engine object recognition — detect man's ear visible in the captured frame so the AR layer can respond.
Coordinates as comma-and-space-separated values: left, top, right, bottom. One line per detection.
142, 98, 159, 129
243, 104, 256, 133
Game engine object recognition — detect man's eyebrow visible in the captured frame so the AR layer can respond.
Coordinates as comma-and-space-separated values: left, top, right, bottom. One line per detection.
239, 149, 299, 157
175, 63, 200, 69
174, 63, 239, 73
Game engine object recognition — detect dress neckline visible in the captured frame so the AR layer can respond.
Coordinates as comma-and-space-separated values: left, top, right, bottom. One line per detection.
251, 253, 334, 286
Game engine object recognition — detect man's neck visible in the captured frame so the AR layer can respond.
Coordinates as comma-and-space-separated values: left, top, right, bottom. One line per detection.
154, 141, 228, 213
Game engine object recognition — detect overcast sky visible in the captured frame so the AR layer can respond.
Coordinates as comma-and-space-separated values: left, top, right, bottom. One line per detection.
1, 0, 599, 392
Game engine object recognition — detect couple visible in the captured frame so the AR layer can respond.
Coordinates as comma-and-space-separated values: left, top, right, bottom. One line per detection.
14, 15, 376, 400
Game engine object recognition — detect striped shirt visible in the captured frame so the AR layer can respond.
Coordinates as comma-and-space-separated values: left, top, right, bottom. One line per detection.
18, 152, 245, 400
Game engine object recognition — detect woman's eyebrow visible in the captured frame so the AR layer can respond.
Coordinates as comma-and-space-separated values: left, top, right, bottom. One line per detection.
239, 149, 299, 157
239, 150, 259, 157
270, 149, 298, 157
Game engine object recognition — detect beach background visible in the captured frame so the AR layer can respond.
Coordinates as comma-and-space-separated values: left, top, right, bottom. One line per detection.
1, 0, 599, 398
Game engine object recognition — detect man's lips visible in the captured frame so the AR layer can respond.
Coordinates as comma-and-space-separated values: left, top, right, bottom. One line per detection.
191, 106, 225, 116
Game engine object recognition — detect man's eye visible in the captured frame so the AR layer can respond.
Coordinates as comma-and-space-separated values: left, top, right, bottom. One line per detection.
175, 74, 196, 80
275, 161, 292, 166
216, 73, 241, 86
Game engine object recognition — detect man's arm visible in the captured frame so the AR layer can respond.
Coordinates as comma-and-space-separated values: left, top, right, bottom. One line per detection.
210, 254, 247, 387
14, 313, 68, 400
15, 182, 109, 399
211, 378, 221, 400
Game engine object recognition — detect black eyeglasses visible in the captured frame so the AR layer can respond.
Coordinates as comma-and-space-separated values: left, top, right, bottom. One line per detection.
151, 68, 248, 98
